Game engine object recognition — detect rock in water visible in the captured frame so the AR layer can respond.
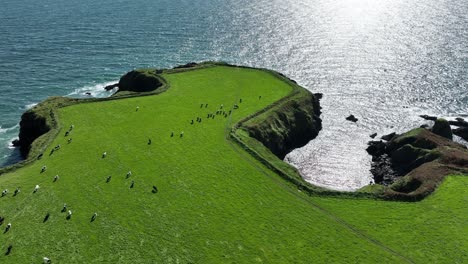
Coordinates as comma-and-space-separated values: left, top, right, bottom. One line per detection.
346, 115, 358, 122
432, 118, 453, 140
453, 127, 468, 141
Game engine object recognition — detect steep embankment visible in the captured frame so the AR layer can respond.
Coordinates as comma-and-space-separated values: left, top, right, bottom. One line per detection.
241, 92, 322, 159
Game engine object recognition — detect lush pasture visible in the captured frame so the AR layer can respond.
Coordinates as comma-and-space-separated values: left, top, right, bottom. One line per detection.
0, 66, 466, 263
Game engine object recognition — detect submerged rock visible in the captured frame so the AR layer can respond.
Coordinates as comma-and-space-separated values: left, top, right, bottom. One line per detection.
453, 127, 468, 141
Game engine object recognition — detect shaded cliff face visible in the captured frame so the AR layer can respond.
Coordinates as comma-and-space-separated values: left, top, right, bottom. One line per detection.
118, 70, 163, 93
242, 92, 322, 159
18, 110, 50, 157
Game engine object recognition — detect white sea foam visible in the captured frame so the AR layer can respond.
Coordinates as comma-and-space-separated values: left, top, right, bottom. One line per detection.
67, 81, 118, 98
25, 103, 38, 110
0, 124, 19, 134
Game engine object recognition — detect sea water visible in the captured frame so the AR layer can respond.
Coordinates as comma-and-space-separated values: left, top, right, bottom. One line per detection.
1, 0, 466, 190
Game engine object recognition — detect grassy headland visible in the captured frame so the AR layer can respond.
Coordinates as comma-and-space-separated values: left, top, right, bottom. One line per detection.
0, 64, 466, 263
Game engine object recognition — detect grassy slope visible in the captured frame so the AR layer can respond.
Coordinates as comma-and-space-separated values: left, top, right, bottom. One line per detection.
0, 66, 466, 263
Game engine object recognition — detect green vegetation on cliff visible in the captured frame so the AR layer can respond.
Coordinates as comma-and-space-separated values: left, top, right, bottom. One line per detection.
0, 64, 466, 263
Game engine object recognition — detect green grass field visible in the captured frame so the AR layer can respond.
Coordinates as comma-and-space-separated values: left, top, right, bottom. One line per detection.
0, 65, 466, 263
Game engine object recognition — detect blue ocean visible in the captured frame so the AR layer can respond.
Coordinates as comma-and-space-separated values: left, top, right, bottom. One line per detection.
1, 0, 467, 190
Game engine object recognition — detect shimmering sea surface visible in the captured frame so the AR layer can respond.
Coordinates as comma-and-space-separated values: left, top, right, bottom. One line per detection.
0, 0, 467, 190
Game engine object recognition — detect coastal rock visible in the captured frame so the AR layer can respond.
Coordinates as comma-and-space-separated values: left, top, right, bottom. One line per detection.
104, 83, 119, 91
346, 115, 358, 122
118, 70, 163, 93
453, 127, 468, 141
381, 132, 396, 141
173, 62, 198, 69
431, 118, 452, 140
11, 139, 20, 147
419, 114, 437, 121
242, 91, 322, 159
18, 110, 50, 157
367, 126, 468, 200
370, 133, 377, 139
366, 141, 386, 157
449, 118, 468, 128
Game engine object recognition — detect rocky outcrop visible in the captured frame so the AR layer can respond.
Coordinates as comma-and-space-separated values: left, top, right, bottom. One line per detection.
367, 127, 468, 200
242, 91, 322, 159
431, 118, 452, 140
346, 115, 358, 122
17, 109, 50, 157
453, 127, 468, 141
118, 70, 163, 93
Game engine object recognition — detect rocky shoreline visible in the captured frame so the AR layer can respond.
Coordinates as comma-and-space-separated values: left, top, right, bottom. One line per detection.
366, 118, 468, 200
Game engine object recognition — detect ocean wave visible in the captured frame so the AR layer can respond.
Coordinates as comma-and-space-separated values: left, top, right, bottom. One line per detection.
7, 137, 18, 149
0, 124, 19, 134
67, 81, 118, 98
25, 103, 38, 110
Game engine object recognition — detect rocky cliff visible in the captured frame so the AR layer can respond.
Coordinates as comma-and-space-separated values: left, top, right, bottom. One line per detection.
242, 91, 322, 159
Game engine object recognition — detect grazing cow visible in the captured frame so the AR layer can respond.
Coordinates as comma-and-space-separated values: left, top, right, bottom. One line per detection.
49, 149, 55, 156
91, 212, 98, 222
5, 223, 11, 232
220, 104, 224, 109
102, 152, 107, 158
152, 185, 158, 193
136, 106, 140, 111
200, 104, 203, 108
41, 166, 47, 173
33, 185, 40, 193
6, 245, 12, 255
54, 175, 59, 182
55, 145, 61, 150
0, 216, 4, 225
191, 120, 194, 125
180, 132, 184, 138
130, 181, 134, 188
43, 213, 50, 223
67, 138, 72, 144
171, 132, 174, 137
148, 138, 152, 145
239, 98, 242, 103
70, 125, 74, 131
259, 95, 262, 99
126, 171, 132, 178
106, 176, 112, 183
1, 189, 7, 197
67, 210, 72, 217
205, 103, 208, 108
62, 204, 67, 212
43, 257, 51, 263
13, 188, 20, 196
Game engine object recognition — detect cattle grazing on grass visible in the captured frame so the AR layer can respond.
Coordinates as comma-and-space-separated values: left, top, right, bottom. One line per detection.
102, 152, 107, 158
54, 175, 59, 182
126, 171, 132, 178
33, 185, 40, 193
13, 188, 20, 196
5, 223, 11, 232
67, 210, 72, 219
130, 181, 134, 188
1, 189, 7, 197
205, 103, 208, 108
171, 132, 174, 137
0, 216, 4, 225
91, 212, 98, 222
148, 138, 152, 145
65, 131, 69, 137
180, 132, 184, 138
68, 138, 72, 144
41, 166, 47, 173
152, 185, 158, 193
70, 125, 74, 131
43, 256, 51, 263
106, 176, 112, 183
62, 204, 67, 212
136, 106, 140, 111
43, 213, 50, 223
5, 245, 12, 255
